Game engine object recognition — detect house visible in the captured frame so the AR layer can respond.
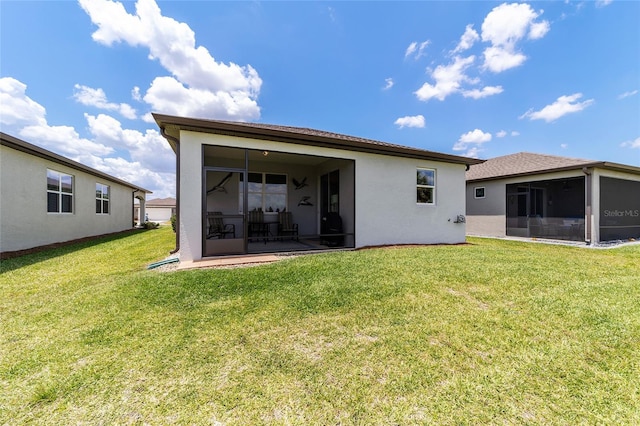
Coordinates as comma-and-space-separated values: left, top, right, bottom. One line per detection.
135, 197, 176, 223
154, 113, 484, 261
465, 152, 640, 244
0, 132, 150, 257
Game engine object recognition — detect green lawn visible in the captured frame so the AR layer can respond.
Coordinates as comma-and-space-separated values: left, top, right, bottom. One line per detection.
1, 227, 639, 425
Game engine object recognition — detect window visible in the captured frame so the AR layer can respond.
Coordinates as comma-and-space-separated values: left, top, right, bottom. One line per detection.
47, 169, 74, 213
96, 183, 110, 214
474, 187, 485, 199
239, 173, 287, 212
416, 168, 435, 205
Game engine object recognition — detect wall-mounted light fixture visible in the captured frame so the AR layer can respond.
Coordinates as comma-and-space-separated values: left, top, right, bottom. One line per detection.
262, 150, 269, 157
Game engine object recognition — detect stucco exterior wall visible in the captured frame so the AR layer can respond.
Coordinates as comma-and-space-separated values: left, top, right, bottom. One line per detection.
178, 130, 468, 261
146, 206, 175, 223
1, 145, 136, 253
465, 180, 507, 237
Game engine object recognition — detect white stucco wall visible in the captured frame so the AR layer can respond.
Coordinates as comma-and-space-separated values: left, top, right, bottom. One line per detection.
178, 131, 469, 261
0, 145, 136, 253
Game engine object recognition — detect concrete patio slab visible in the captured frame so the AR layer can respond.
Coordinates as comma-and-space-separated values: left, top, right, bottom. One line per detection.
177, 254, 281, 270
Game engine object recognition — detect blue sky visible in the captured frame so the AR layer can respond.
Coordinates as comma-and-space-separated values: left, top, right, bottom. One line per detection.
1, 0, 638, 198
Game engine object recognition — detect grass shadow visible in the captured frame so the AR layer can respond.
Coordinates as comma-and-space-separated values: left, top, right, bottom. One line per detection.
0, 229, 155, 273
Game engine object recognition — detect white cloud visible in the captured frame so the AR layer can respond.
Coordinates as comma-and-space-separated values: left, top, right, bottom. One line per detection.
453, 24, 480, 54
560, 143, 569, 149
0, 77, 46, 127
383, 78, 394, 90
405, 40, 430, 60
463, 146, 482, 159
620, 137, 640, 149
73, 84, 137, 119
480, 3, 549, 73
482, 46, 527, 73
511, 131, 520, 136
85, 113, 174, 173
520, 93, 594, 122
596, 0, 613, 7
415, 55, 475, 101
462, 85, 504, 99
618, 90, 638, 100
405, 42, 417, 58
453, 129, 492, 156
0, 76, 174, 197
79, 0, 261, 121
132, 86, 142, 102
394, 115, 425, 129
458, 129, 492, 144
20, 123, 116, 159
496, 130, 507, 138
0, 77, 114, 157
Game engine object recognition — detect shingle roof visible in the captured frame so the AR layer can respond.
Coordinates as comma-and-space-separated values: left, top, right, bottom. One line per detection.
147, 197, 176, 207
466, 152, 640, 181
154, 113, 484, 166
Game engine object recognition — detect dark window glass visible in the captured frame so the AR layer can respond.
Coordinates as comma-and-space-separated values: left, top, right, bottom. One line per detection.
62, 194, 73, 213
417, 188, 433, 204
103, 200, 109, 214
48, 192, 59, 213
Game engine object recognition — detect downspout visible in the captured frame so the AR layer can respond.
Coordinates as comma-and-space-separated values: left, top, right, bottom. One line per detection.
132, 190, 137, 227
162, 126, 181, 254
582, 167, 592, 245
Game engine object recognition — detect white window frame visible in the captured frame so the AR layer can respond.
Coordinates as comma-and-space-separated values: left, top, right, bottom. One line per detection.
47, 169, 74, 214
96, 183, 110, 214
474, 186, 486, 199
239, 172, 288, 213
416, 168, 436, 205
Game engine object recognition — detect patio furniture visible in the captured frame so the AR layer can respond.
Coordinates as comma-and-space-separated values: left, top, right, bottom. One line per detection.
248, 209, 268, 243
277, 211, 299, 241
321, 212, 344, 247
207, 212, 235, 239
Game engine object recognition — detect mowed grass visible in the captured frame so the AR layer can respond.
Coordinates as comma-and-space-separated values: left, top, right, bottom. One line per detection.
1, 227, 639, 425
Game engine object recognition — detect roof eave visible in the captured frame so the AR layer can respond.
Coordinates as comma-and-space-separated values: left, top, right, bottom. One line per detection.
1, 132, 152, 194
153, 113, 484, 166
467, 161, 640, 183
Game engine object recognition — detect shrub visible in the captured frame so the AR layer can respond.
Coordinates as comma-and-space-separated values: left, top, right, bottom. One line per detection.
170, 214, 177, 233
143, 221, 160, 230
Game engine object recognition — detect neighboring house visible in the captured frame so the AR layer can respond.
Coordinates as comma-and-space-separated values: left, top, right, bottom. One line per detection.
466, 152, 640, 244
0, 132, 150, 256
135, 197, 176, 223
154, 113, 483, 262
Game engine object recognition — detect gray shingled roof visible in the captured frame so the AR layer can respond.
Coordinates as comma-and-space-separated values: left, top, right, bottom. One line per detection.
466, 152, 640, 181
154, 113, 484, 166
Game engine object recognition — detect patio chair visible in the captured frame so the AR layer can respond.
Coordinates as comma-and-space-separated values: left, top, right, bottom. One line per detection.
207, 212, 235, 239
277, 211, 299, 241
248, 209, 268, 243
